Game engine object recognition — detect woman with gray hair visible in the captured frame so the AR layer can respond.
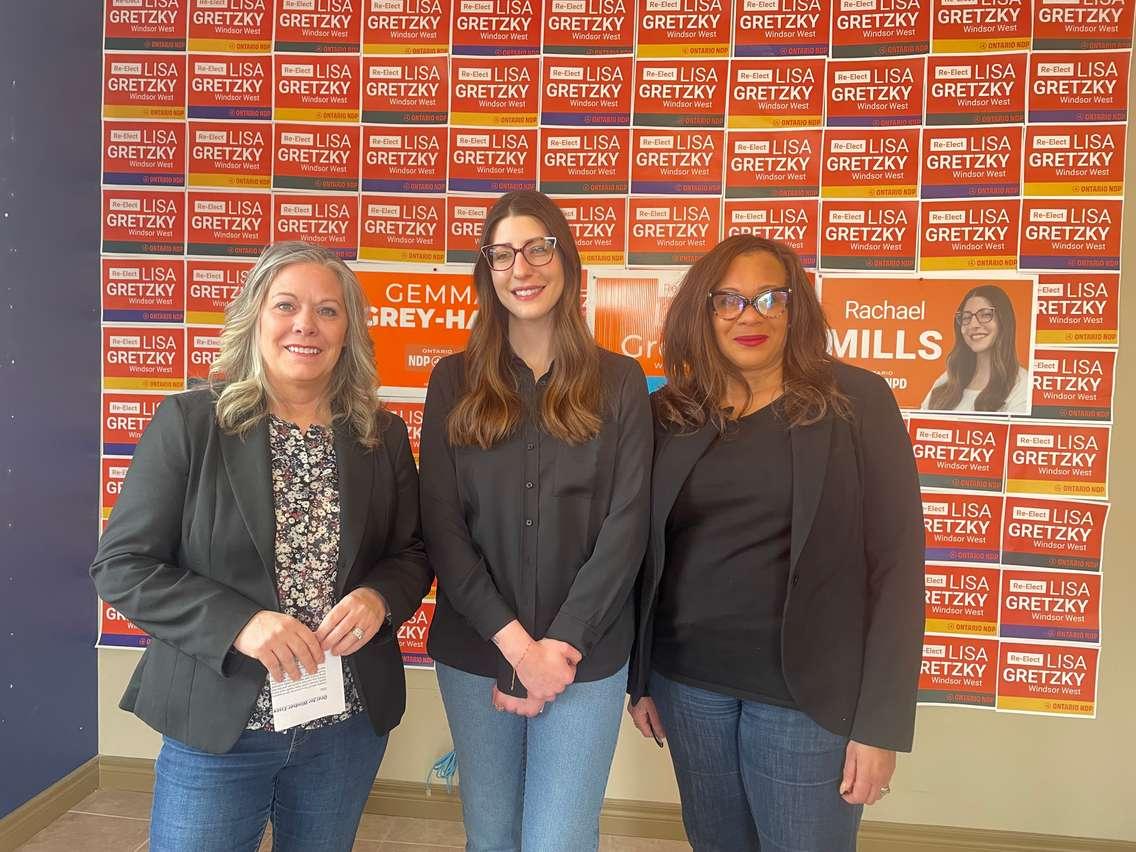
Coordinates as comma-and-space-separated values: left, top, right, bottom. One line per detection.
92, 241, 432, 852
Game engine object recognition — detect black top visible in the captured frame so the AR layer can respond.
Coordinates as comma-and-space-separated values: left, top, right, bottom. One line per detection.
419, 348, 652, 696
652, 404, 795, 706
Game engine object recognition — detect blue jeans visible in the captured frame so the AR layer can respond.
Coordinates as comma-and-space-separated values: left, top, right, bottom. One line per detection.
150, 711, 387, 852
650, 671, 862, 852
436, 661, 627, 852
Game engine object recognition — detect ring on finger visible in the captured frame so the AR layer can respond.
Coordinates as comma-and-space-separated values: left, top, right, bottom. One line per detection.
879, 785, 891, 797
351, 626, 365, 641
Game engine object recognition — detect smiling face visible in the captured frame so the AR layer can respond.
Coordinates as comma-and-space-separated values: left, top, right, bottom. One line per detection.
958, 295, 999, 355
710, 251, 790, 382
257, 261, 348, 400
487, 214, 565, 331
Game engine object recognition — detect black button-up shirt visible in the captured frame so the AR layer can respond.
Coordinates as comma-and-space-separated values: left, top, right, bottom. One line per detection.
419, 348, 652, 696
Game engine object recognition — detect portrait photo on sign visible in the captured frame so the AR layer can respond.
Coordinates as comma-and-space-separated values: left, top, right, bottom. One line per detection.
818, 274, 1036, 415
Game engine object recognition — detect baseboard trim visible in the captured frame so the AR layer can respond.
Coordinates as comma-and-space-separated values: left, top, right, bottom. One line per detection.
0, 757, 99, 849
96, 757, 1134, 850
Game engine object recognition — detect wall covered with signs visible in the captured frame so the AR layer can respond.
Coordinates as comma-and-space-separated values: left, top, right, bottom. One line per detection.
97, 0, 1124, 716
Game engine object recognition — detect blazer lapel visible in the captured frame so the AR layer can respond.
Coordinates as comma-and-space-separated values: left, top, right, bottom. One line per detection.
220, 420, 276, 580
789, 414, 833, 575
652, 422, 718, 541
334, 425, 373, 593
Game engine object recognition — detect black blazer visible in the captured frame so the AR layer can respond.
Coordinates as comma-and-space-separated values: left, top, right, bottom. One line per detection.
630, 363, 925, 752
91, 390, 432, 755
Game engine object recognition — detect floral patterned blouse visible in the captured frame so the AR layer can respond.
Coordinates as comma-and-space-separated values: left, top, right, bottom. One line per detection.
245, 415, 366, 731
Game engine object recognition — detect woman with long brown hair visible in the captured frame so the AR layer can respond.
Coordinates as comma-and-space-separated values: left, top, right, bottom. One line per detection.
627, 236, 924, 852
923, 283, 1028, 412
419, 190, 652, 851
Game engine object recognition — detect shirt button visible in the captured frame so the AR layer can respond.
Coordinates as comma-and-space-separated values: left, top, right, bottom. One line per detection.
526, 442, 535, 450
525, 481, 534, 489
525, 519, 533, 527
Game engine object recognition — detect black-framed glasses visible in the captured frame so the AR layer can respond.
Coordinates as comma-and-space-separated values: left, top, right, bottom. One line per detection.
707, 288, 792, 321
956, 307, 997, 327
481, 236, 558, 271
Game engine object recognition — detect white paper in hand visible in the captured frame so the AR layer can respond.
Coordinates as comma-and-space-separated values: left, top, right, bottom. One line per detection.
270, 650, 346, 731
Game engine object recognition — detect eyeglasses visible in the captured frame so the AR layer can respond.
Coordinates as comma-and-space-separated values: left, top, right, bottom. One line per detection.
481, 236, 558, 271
956, 307, 996, 327
707, 288, 792, 321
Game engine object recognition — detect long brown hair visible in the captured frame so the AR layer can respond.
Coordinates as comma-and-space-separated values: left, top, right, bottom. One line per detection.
446, 191, 603, 448
928, 284, 1020, 411
654, 235, 846, 433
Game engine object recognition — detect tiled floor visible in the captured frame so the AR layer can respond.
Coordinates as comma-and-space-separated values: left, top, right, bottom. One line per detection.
18, 790, 690, 851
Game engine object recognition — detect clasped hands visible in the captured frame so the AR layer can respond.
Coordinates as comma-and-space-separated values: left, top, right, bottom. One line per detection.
491, 621, 582, 717
233, 587, 387, 682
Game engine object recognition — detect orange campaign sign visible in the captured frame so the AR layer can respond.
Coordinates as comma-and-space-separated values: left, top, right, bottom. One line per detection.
1002, 495, 1109, 572
361, 126, 448, 194
104, 53, 187, 119
592, 270, 683, 384
734, 0, 831, 57
930, 0, 1031, 53
106, 0, 188, 51
636, 0, 731, 57
187, 325, 223, 385
920, 125, 1022, 199
186, 258, 252, 323
103, 326, 187, 391
632, 59, 729, 128
1034, 273, 1119, 346
540, 56, 634, 126
186, 189, 272, 257
103, 392, 167, 455
919, 635, 999, 707
1000, 569, 1101, 644
188, 0, 273, 52
1019, 199, 1123, 272
924, 564, 1000, 637
542, 0, 635, 54
820, 128, 920, 199
630, 129, 724, 195
1027, 348, 1116, 422
725, 130, 821, 199
819, 274, 1035, 411
1027, 51, 1130, 123
361, 56, 449, 124
273, 123, 361, 192
540, 128, 630, 195
907, 416, 1009, 492
273, 193, 360, 259
925, 52, 1027, 125
102, 257, 185, 324
818, 200, 918, 271
358, 268, 478, 391
98, 600, 152, 649
452, 0, 543, 55
381, 398, 426, 461
398, 599, 436, 667
187, 121, 272, 189
359, 194, 447, 263
187, 53, 272, 120
726, 58, 826, 129
103, 121, 186, 188
274, 55, 361, 123
1033, 0, 1134, 50
449, 57, 540, 126
447, 128, 539, 193
1006, 422, 1110, 499
274, 0, 362, 51
363, 0, 451, 54
445, 195, 492, 262
921, 490, 1003, 564
831, 0, 930, 57
826, 58, 924, 127
101, 457, 132, 521
919, 198, 1021, 272
554, 196, 628, 265
627, 197, 721, 266
723, 199, 820, 267
997, 642, 1097, 716
1023, 125, 1126, 197
102, 188, 186, 255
